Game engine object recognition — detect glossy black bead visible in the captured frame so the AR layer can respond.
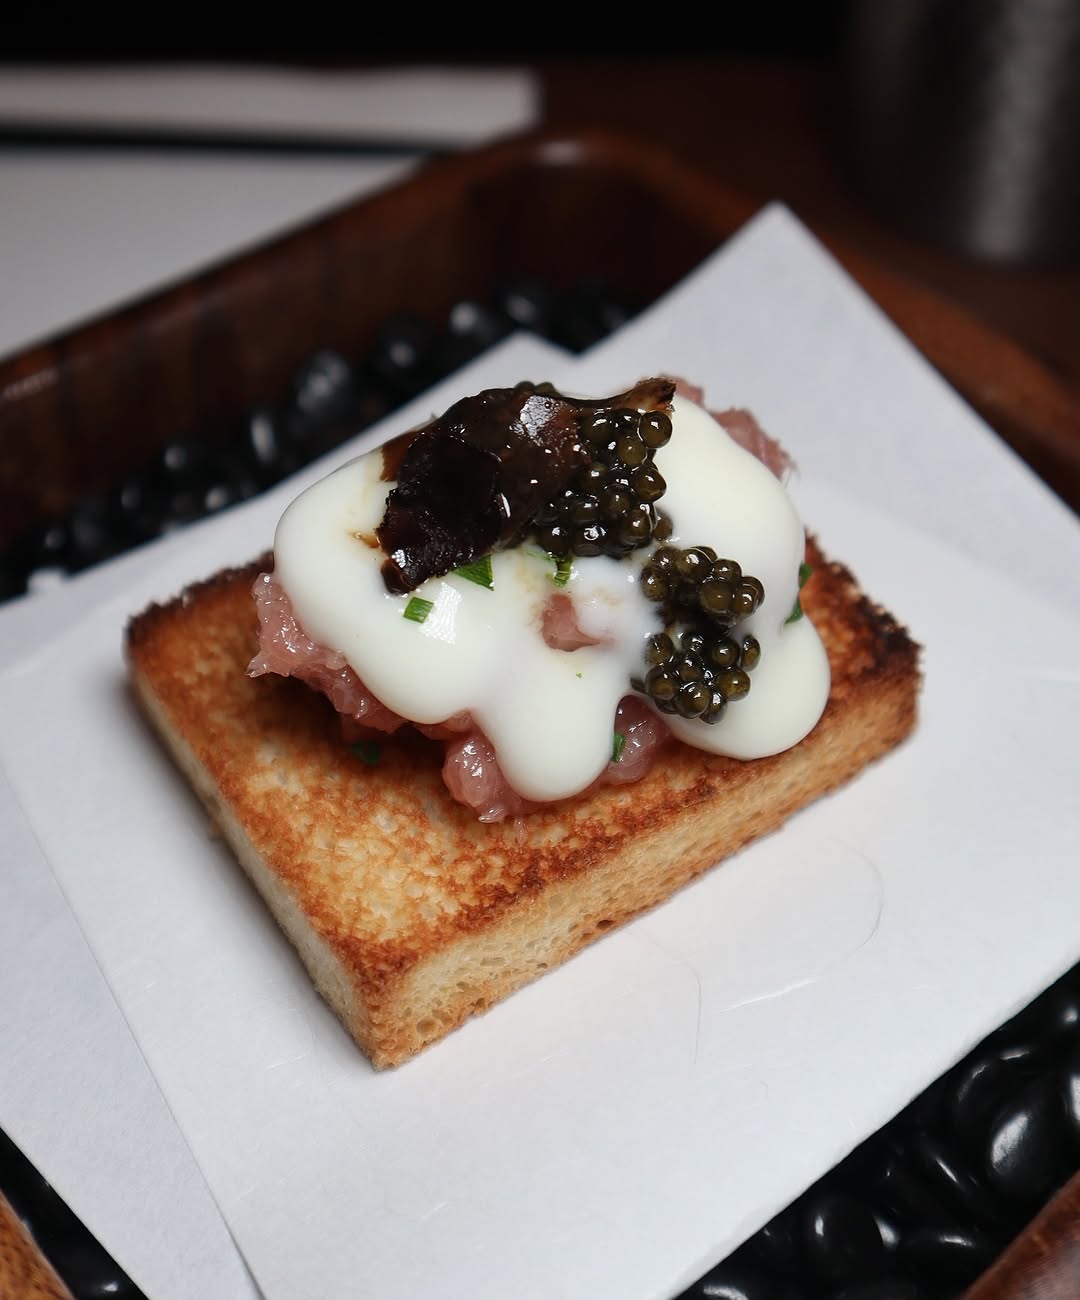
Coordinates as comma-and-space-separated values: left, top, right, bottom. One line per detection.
946, 1041, 1045, 1156
369, 315, 436, 395
1033, 977, 1080, 1042
149, 436, 211, 488
831, 1280, 931, 1300
868, 1145, 952, 1224
895, 1224, 997, 1284
549, 278, 635, 352
235, 406, 297, 485
103, 475, 165, 545
288, 349, 356, 429
685, 1256, 808, 1300
1060, 1036, 1080, 1144
908, 1131, 1007, 1232
750, 1205, 800, 1272
493, 277, 558, 332
69, 494, 129, 571
984, 1074, 1064, 1202
14, 516, 70, 570
801, 1192, 886, 1283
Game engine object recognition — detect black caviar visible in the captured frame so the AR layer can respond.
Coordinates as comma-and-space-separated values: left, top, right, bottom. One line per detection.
632, 545, 764, 722
530, 405, 673, 561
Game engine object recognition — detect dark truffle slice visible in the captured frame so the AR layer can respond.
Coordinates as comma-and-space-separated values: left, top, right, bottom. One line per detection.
376, 379, 674, 593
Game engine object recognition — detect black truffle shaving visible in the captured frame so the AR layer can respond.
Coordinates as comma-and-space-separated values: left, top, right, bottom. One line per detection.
377, 379, 674, 594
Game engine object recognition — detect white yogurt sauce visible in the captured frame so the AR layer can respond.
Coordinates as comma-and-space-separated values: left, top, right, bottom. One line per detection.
273, 394, 831, 802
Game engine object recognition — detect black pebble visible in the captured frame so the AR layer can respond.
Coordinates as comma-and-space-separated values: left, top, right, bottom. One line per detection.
287, 349, 356, 434
830, 1279, 932, 1300
1034, 977, 1080, 1042
895, 1224, 998, 1284
868, 1145, 952, 1225
751, 1205, 801, 1272
683, 1256, 809, 1300
1061, 1037, 1080, 1145
149, 435, 212, 489
550, 279, 635, 352
909, 1130, 1007, 1233
13, 517, 71, 575
67, 495, 119, 572
802, 1192, 886, 1284
234, 406, 298, 486
493, 276, 558, 332
946, 1041, 1045, 1157
984, 1074, 1064, 1202
369, 315, 436, 396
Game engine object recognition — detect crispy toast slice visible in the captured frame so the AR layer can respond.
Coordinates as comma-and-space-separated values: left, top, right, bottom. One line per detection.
126, 539, 919, 1068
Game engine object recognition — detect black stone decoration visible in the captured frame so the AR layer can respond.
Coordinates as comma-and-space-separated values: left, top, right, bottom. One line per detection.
2, 281, 1079, 1299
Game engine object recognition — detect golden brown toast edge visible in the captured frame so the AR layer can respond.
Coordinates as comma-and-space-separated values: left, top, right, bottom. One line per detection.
126, 539, 920, 1067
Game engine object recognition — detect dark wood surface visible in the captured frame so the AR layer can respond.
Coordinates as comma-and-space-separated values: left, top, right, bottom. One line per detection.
542, 58, 1080, 390
1, 57, 1078, 1300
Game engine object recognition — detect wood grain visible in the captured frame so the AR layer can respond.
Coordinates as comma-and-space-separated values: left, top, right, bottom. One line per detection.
963, 1172, 1080, 1300
0, 1192, 73, 1300
2, 128, 1077, 555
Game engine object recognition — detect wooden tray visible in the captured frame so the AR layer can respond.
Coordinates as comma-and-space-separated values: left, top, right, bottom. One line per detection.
1, 128, 1078, 553
1, 128, 1077, 1298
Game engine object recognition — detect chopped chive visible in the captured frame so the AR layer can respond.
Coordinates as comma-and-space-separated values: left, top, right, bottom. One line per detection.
785, 563, 813, 624
349, 740, 382, 766
576, 672, 583, 679
453, 554, 494, 589
403, 596, 434, 624
611, 731, 627, 763
550, 554, 573, 587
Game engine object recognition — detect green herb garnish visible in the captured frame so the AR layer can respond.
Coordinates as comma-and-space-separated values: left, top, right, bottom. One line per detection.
611, 731, 627, 763
785, 562, 814, 624
453, 554, 494, 589
550, 553, 573, 587
403, 596, 434, 624
349, 740, 382, 766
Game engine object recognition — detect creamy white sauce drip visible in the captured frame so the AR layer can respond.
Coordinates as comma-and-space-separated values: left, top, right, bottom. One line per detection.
273, 395, 830, 801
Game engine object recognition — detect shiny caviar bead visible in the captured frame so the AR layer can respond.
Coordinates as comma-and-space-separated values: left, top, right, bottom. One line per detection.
715, 668, 751, 700
741, 635, 761, 670
645, 666, 678, 703
614, 430, 648, 466
631, 465, 666, 502
704, 690, 728, 724
640, 409, 672, 448
673, 652, 705, 683
645, 632, 675, 665
699, 579, 735, 618
640, 568, 669, 602
570, 495, 600, 525
733, 581, 762, 620
680, 628, 706, 655
709, 637, 740, 670
601, 483, 633, 519
676, 547, 712, 581
651, 545, 680, 574
676, 680, 712, 718
711, 558, 742, 583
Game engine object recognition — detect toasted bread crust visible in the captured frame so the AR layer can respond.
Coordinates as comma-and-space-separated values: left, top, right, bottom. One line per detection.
126, 538, 920, 1067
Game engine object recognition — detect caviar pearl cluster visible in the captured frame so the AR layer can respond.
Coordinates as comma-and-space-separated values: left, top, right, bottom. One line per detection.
524, 395, 766, 726
633, 546, 764, 724
530, 406, 674, 559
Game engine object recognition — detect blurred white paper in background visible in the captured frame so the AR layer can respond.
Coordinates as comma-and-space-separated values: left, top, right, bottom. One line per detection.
0, 65, 537, 359
1, 206, 1079, 1298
